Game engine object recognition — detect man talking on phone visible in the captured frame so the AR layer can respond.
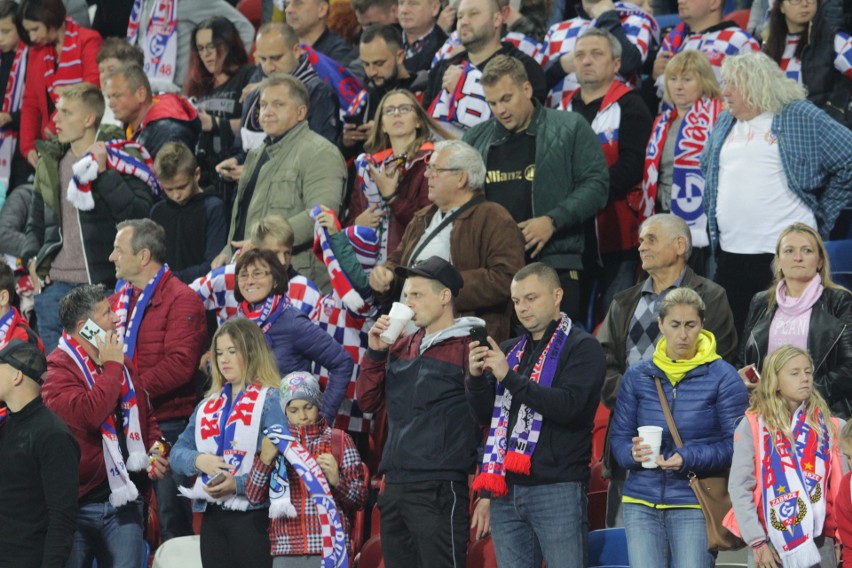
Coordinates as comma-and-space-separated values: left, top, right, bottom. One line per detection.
42, 285, 169, 567
466, 262, 605, 568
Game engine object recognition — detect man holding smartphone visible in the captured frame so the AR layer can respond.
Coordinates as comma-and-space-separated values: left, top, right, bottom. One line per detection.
467, 263, 605, 568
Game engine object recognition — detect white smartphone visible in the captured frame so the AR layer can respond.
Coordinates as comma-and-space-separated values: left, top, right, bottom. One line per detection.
79, 318, 107, 345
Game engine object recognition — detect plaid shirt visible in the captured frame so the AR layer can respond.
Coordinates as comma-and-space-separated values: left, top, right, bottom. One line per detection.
701, 100, 852, 252
190, 263, 321, 325
244, 420, 368, 557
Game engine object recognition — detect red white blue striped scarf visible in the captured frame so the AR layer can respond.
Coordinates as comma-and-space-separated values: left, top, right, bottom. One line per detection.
0, 42, 27, 187
43, 19, 86, 105
113, 264, 169, 361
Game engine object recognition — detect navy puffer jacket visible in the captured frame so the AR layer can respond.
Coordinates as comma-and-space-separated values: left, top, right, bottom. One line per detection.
610, 358, 749, 506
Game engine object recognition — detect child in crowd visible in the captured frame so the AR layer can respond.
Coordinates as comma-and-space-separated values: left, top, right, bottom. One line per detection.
0, 0, 31, 190
0, 263, 40, 350
246, 371, 368, 568
191, 214, 322, 324
837, 420, 852, 547
151, 141, 227, 284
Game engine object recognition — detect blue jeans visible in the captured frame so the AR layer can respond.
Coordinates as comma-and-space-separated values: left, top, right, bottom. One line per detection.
623, 503, 716, 568
34, 280, 82, 353
66, 500, 144, 568
490, 482, 587, 568
154, 418, 193, 542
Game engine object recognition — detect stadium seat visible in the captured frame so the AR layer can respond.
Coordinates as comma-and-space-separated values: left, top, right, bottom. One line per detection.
588, 528, 629, 568
587, 490, 609, 531
722, 9, 751, 28
236, 0, 262, 30
826, 240, 852, 289
466, 535, 498, 568
355, 534, 384, 568
152, 536, 201, 568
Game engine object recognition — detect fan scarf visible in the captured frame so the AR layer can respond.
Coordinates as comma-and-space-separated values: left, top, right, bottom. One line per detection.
113, 264, 169, 361
301, 45, 366, 117
641, 97, 723, 248
66, 139, 161, 211
759, 408, 832, 568
0, 307, 16, 349
239, 293, 289, 343
264, 424, 350, 568
43, 19, 86, 106
179, 382, 270, 510
354, 144, 433, 264
428, 59, 491, 130
58, 333, 147, 507
473, 314, 572, 497
127, 0, 178, 82
0, 42, 27, 188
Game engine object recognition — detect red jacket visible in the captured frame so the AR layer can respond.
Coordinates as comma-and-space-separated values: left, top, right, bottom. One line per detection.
838, 470, 852, 547
110, 270, 207, 422
42, 352, 160, 500
19, 23, 101, 159
1, 307, 44, 352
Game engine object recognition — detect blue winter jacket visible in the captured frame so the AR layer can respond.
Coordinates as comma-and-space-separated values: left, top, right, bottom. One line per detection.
610, 358, 749, 506
264, 305, 354, 421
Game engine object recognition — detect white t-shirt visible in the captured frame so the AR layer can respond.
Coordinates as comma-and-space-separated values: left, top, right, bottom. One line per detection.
716, 113, 816, 254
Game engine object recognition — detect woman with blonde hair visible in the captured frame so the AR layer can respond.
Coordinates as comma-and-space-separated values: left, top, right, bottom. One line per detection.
347, 89, 453, 262
642, 50, 723, 276
171, 317, 285, 568
700, 52, 852, 335
727, 345, 844, 568
738, 222, 852, 418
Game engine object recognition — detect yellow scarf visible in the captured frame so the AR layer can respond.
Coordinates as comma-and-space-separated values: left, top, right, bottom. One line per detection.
652, 330, 721, 386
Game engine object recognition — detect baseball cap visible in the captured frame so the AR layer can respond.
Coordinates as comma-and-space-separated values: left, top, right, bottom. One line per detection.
0, 339, 47, 385
395, 256, 464, 297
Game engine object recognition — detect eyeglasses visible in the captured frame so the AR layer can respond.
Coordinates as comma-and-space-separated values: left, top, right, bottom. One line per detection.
196, 42, 219, 55
237, 270, 272, 281
425, 165, 462, 175
383, 104, 416, 116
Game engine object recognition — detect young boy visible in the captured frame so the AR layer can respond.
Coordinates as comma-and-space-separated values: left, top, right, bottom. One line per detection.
245, 371, 368, 566
0, 263, 40, 350
836, 420, 852, 547
190, 214, 322, 325
0, 0, 31, 190
150, 141, 227, 284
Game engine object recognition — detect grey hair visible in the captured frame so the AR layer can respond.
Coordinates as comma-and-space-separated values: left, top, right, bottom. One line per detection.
639, 213, 692, 259
433, 140, 486, 191
117, 218, 167, 265
721, 52, 806, 115
577, 27, 622, 59
59, 284, 109, 333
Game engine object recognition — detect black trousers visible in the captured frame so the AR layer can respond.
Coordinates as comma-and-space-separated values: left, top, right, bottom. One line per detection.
378, 480, 470, 568
713, 250, 775, 337
200, 505, 272, 568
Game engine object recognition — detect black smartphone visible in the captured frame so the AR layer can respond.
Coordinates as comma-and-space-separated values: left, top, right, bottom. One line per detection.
469, 326, 489, 348
343, 114, 361, 125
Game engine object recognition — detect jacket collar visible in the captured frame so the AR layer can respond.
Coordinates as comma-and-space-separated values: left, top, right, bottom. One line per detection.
265, 121, 308, 155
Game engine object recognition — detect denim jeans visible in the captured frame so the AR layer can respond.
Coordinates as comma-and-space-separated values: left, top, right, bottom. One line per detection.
66, 499, 144, 568
623, 503, 716, 568
490, 481, 588, 568
154, 418, 193, 542
34, 280, 82, 353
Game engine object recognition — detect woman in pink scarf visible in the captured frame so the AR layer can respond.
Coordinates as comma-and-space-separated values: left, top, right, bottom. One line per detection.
738, 223, 852, 418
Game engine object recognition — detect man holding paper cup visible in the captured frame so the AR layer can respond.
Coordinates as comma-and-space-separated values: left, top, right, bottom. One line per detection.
357, 255, 488, 568
466, 262, 605, 568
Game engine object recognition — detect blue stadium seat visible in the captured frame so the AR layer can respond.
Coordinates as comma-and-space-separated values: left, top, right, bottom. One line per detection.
825, 240, 852, 290
588, 527, 629, 568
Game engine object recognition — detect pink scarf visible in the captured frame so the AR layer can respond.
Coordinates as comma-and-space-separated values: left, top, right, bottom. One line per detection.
768, 275, 824, 354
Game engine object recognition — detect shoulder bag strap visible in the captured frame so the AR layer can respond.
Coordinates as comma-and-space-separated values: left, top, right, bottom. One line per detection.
654, 376, 684, 449
408, 195, 485, 265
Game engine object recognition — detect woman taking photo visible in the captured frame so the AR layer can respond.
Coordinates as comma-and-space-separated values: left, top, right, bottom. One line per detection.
610, 287, 749, 567
347, 89, 452, 263
233, 248, 353, 422
739, 223, 852, 418
728, 346, 844, 567
18, 0, 101, 168
184, 16, 254, 206
642, 50, 723, 276
171, 318, 285, 568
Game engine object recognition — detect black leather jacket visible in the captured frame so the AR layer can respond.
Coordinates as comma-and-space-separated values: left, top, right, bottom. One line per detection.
739, 286, 852, 418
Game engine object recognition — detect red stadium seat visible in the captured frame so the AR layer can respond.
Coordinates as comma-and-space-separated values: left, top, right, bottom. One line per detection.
466, 535, 498, 568
236, 0, 262, 31
723, 9, 751, 29
588, 490, 609, 532
355, 535, 384, 568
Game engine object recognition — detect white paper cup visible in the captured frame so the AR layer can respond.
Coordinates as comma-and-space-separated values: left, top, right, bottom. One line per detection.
380, 302, 415, 344
637, 425, 663, 469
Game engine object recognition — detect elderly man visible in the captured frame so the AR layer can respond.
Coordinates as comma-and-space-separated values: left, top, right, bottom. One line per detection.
0, 338, 80, 568
108, 219, 207, 541
236, 23, 340, 155
465, 54, 609, 323
597, 213, 736, 526
214, 74, 347, 292
467, 262, 605, 567
103, 65, 200, 158
43, 284, 168, 566
561, 28, 653, 311
368, 140, 525, 341
358, 256, 486, 568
